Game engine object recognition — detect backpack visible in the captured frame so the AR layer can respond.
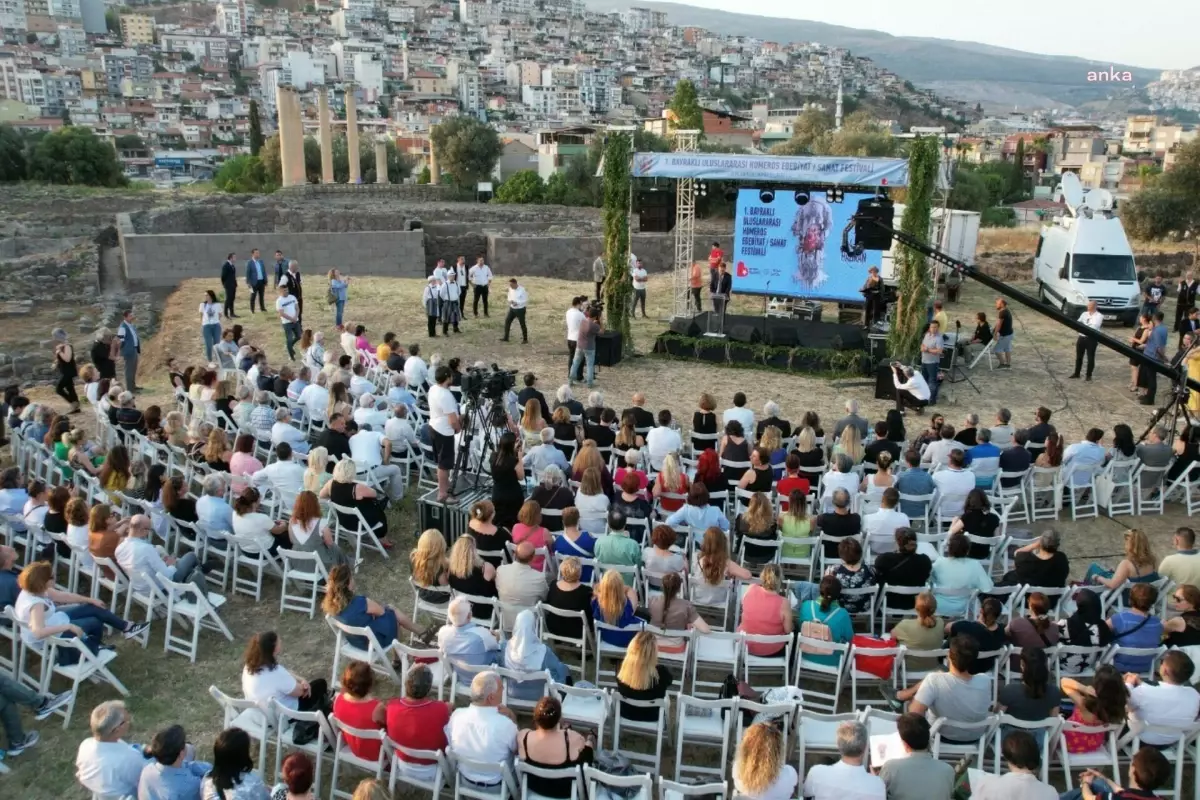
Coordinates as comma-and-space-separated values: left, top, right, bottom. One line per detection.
799, 601, 835, 655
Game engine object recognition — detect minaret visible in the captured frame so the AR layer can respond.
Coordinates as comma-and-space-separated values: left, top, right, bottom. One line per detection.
835, 77, 844, 132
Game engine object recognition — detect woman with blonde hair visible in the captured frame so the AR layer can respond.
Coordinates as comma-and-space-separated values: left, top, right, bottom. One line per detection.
162, 411, 188, 449
520, 398, 546, 451
591, 568, 641, 647
322, 564, 427, 649
302, 447, 331, 493
350, 778, 388, 800
738, 564, 793, 657
832, 425, 864, 464
652, 452, 690, 513
735, 491, 778, 565
734, 722, 797, 800
793, 426, 823, 469
573, 467, 610, 533
320, 457, 389, 544
889, 590, 944, 671
466, 499, 510, 567
411, 529, 450, 602
202, 426, 232, 472
447, 534, 497, 618
615, 630, 672, 721
691, 526, 752, 605
62, 429, 102, 478
758, 426, 787, 480
571, 440, 613, 497
1086, 528, 1158, 589
861, 450, 895, 497
289, 490, 349, 569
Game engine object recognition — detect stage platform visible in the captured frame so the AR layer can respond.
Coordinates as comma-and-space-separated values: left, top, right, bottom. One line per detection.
668, 312, 866, 351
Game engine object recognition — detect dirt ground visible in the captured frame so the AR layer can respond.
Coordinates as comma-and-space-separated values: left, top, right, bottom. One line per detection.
8, 271, 1195, 797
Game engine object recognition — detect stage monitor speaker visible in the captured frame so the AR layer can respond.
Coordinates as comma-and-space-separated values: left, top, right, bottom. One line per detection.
669, 316, 703, 337
764, 320, 798, 348
855, 196, 895, 251
726, 321, 762, 344
875, 362, 896, 401
637, 189, 676, 233
595, 331, 624, 366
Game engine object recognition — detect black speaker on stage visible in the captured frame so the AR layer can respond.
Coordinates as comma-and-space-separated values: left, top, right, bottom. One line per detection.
726, 321, 762, 344
875, 362, 896, 400
670, 316, 703, 337
637, 189, 675, 233
855, 196, 895, 251
595, 331, 624, 366
764, 320, 798, 348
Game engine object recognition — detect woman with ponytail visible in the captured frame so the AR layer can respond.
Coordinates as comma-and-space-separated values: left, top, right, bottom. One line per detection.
796, 574, 852, 669
1005, 591, 1060, 668
889, 591, 943, 672
648, 572, 710, 653
465, 500, 510, 568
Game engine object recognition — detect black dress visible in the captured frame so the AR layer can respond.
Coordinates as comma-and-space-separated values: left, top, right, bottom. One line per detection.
544, 583, 593, 638
490, 454, 525, 531
90, 339, 116, 380
330, 479, 388, 538
692, 411, 717, 450
720, 438, 751, 485
961, 510, 1001, 560
468, 527, 512, 568
1166, 611, 1200, 648
744, 465, 773, 493
521, 731, 594, 799
874, 551, 933, 610
448, 566, 497, 619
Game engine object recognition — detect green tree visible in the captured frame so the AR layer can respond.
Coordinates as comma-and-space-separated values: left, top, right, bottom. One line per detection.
213, 155, 275, 193
494, 169, 544, 204
114, 134, 145, 151
248, 99, 264, 156
260, 134, 282, 183
105, 8, 120, 33
377, 99, 390, 119
28, 126, 126, 187
60, 106, 71, 125
429, 117, 502, 189
417, 165, 431, 184
179, 51, 194, 62
667, 79, 704, 134
770, 107, 834, 155
0, 124, 27, 181
633, 129, 670, 153
1123, 138, 1200, 254
887, 136, 940, 362
1009, 138, 1026, 200
601, 131, 633, 350
545, 171, 590, 205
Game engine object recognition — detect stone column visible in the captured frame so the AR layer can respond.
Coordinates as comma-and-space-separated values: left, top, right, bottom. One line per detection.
427, 127, 439, 185
375, 139, 388, 184
317, 86, 334, 184
286, 90, 306, 186
275, 85, 297, 187
345, 87, 360, 184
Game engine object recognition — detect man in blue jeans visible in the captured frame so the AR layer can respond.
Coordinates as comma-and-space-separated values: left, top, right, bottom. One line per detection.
919, 319, 944, 405
1059, 746, 1170, 799
569, 305, 602, 388
0, 672, 71, 759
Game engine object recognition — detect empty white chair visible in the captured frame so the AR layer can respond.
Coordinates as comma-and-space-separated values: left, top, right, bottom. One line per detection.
551, 682, 612, 751
278, 548, 329, 618
673, 694, 736, 783
160, 576, 233, 662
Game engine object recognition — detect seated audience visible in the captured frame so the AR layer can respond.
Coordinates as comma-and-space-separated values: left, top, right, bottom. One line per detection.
875, 529, 934, 609
444, 672, 519, 797
947, 488, 1001, 560
503, 609, 568, 699
1085, 528, 1158, 590
137, 724, 210, 800
591, 568, 641, 647
972, 730, 1057, 800
466, 500, 510, 567
1060, 666, 1128, 753
1108, 583, 1164, 673
894, 449, 935, 518
241, 631, 328, 714
648, 572, 710, 652
1159, 526, 1200, 589
691, 527, 752, 607
815, 488, 861, 558
664, 482, 729, 538
947, 597, 1007, 673
1006, 591, 1060, 661
1005, 529, 1070, 587
826, 537, 876, 614
997, 647, 1062, 744
446, 534, 497, 619
271, 752, 316, 800
801, 720, 884, 800
734, 491, 779, 564
332, 661, 386, 761
886, 635, 992, 744
733, 721, 799, 800
593, 509, 641, 573
75, 700, 151, 797
615, 630, 673, 722
323, 564, 425, 651
889, 591, 944, 672
1164, 584, 1200, 647
516, 696, 594, 799
437, 596, 502, 683
231, 487, 290, 556
200, 727, 271, 800
384, 665, 451, 781
864, 487, 909, 554
739, 564, 794, 657
796, 574, 852, 668
930, 532, 993, 617
544, 556, 593, 640
1124, 650, 1200, 748
878, 713, 956, 800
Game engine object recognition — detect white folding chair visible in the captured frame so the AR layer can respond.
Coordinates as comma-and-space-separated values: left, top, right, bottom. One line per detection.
209, 685, 274, 772
1053, 721, 1121, 790
849, 642, 904, 709
792, 635, 847, 712
329, 717, 388, 800
160, 576, 233, 662
330, 502, 389, 565
448, 746, 519, 800
41, 635, 129, 728
271, 700, 336, 790
992, 714, 1062, 782
228, 532, 284, 601
536, 601, 591, 680
741, 633, 793, 693
796, 709, 861, 772
673, 694, 735, 783
585, 766, 651, 800
612, 695, 670, 774
277, 548, 329, 617
930, 714, 998, 770
515, 761, 582, 800
325, 614, 400, 686
550, 682, 612, 752
387, 738, 450, 799
1028, 467, 1062, 521
390, 641, 449, 701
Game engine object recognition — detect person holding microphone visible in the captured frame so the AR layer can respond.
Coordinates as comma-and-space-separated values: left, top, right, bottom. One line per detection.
710, 260, 732, 317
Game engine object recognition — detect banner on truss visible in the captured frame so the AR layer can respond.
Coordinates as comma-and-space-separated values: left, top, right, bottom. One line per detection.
631, 152, 909, 187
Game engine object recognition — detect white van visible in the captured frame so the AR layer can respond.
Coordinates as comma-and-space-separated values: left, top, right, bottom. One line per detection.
1033, 176, 1140, 325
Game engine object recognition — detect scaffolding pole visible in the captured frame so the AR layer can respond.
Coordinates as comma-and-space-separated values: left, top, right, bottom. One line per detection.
672, 129, 700, 320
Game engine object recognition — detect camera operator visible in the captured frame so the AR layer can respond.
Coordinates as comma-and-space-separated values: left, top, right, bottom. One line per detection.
565, 296, 587, 383
892, 362, 930, 415
428, 365, 461, 503
570, 303, 603, 389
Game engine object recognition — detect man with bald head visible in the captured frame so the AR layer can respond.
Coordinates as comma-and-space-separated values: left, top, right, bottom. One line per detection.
114, 514, 208, 594
622, 392, 655, 430
494, 541, 547, 629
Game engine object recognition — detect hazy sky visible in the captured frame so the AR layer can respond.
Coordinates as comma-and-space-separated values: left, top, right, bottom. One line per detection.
672, 0, 1198, 70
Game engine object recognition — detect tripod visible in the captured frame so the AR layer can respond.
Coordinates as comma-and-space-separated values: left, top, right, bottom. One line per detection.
943, 319, 979, 399
448, 394, 508, 494
1138, 338, 1200, 445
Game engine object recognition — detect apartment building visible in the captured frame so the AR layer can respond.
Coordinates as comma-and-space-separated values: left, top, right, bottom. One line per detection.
120, 13, 155, 47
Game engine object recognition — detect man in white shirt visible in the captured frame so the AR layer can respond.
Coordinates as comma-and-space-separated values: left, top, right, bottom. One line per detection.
502, 278, 528, 344
973, 730, 1057, 800
348, 364, 374, 398
428, 365, 462, 502
353, 393, 387, 431
270, 407, 309, 456
1158, 526, 1200, 589
245, 354, 266, 391
468, 255, 493, 317
298, 372, 328, 420
275, 284, 301, 361
932, 450, 975, 517
75, 700, 152, 798
1069, 300, 1105, 381
1125, 650, 1200, 746
864, 487, 911, 554
251, 442, 307, 509
1062, 427, 1107, 488
802, 720, 884, 800
115, 515, 207, 593
403, 344, 428, 391
645, 409, 682, 472
989, 408, 1015, 449
922, 424, 965, 468
565, 295, 586, 383
631, 258, 649, 317
348, 425, 405, 501
384, 404, 420, 455
431, 258, 448, 283
444, 671, 519, 796
892, 365, 930, 413
721, 391, 755, 435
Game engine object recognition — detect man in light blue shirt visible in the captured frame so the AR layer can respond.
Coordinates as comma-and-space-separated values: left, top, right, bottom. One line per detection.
1062, 427, 1107, 487
895, 449, 935, 518
136, 724, 210, 800
387, 372, 418, 411
964, 428, 1002, 488
1141, 311, 1170, 406
524, 429, 569, 475
195, 475, 234, 542
664, 483, 730, 541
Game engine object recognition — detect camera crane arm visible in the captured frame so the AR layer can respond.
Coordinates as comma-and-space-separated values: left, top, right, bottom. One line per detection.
847, 214, 1200, 395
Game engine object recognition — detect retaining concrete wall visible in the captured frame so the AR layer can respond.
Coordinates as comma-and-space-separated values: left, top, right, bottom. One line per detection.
485, 234, 734, 278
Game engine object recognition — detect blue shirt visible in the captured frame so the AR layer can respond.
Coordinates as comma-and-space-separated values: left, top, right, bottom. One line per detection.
387, 387, 418, 410
1110, 610, 1164, 673
553, 531, 597, 582
797, 600, 854, 668
196, 496, 234, 536
1147, 323, 1169, 362
895, 468, 935, 517
330, 278, 348, 301
591, 598, 642, 646
0, 568, 19, 612
664, 504, 730, 538
137, 759, 211, 800
287, 379, 308, 400
337, 594, 399, 650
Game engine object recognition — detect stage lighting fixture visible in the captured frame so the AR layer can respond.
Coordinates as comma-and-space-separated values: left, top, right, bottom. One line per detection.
693, 181, 708, 197
826, 187, 845, 203
794, 191, 809, 206
759, 188, 775, 203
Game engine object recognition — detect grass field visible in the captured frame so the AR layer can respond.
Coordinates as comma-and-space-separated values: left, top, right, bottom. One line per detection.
6, 271, 1196, 797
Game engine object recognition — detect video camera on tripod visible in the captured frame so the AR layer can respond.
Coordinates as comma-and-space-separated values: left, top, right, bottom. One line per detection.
460, 363, 518, 401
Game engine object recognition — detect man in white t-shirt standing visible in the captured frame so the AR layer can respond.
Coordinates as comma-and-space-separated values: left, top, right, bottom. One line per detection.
275, 283, 301, 361
428, 365, 462, 502
503, 278, 528, 344
631, 258, 649, 318
565, 296, 586, 383
404, 343, 428, 391
469, 255, 493, 318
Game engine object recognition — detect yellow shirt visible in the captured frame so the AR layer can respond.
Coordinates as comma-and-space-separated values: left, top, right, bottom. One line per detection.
933, 310, 949, 332
376, 343, 391, 362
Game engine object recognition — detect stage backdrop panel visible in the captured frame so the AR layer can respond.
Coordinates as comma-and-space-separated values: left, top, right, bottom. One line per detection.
732, 189, 883, 303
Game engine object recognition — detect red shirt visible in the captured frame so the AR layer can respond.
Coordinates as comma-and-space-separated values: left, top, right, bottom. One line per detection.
385, 697, 451, 765
775, 476, 811, 507
333, 694, 383, 760
709, 247, 723, 268
655, 472, 690, 513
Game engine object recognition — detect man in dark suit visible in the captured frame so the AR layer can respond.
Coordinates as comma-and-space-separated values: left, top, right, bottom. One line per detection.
1177, 272, 1199, 340
516, 373, 551, 423
273, 250, 288, 288
621, 393, 655, 430
220, 252, 238, 318
710, 260, 732, 317
316, 413, 352, 464
755, 401, 792, 440
245, 248, 267, 313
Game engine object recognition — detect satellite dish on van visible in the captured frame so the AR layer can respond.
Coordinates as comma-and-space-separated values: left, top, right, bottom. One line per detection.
1057, 173, 1085, 216
1082, 188, 1115, 213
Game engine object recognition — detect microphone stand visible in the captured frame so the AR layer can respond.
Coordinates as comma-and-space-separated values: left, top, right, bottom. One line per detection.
943, 318, 979, 398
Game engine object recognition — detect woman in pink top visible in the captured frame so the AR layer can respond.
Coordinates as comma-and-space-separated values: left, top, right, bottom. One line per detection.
511, 500, 549, 571
737, 564, 793, 656
229, 433, 264, 493
353, 324, 371, 353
